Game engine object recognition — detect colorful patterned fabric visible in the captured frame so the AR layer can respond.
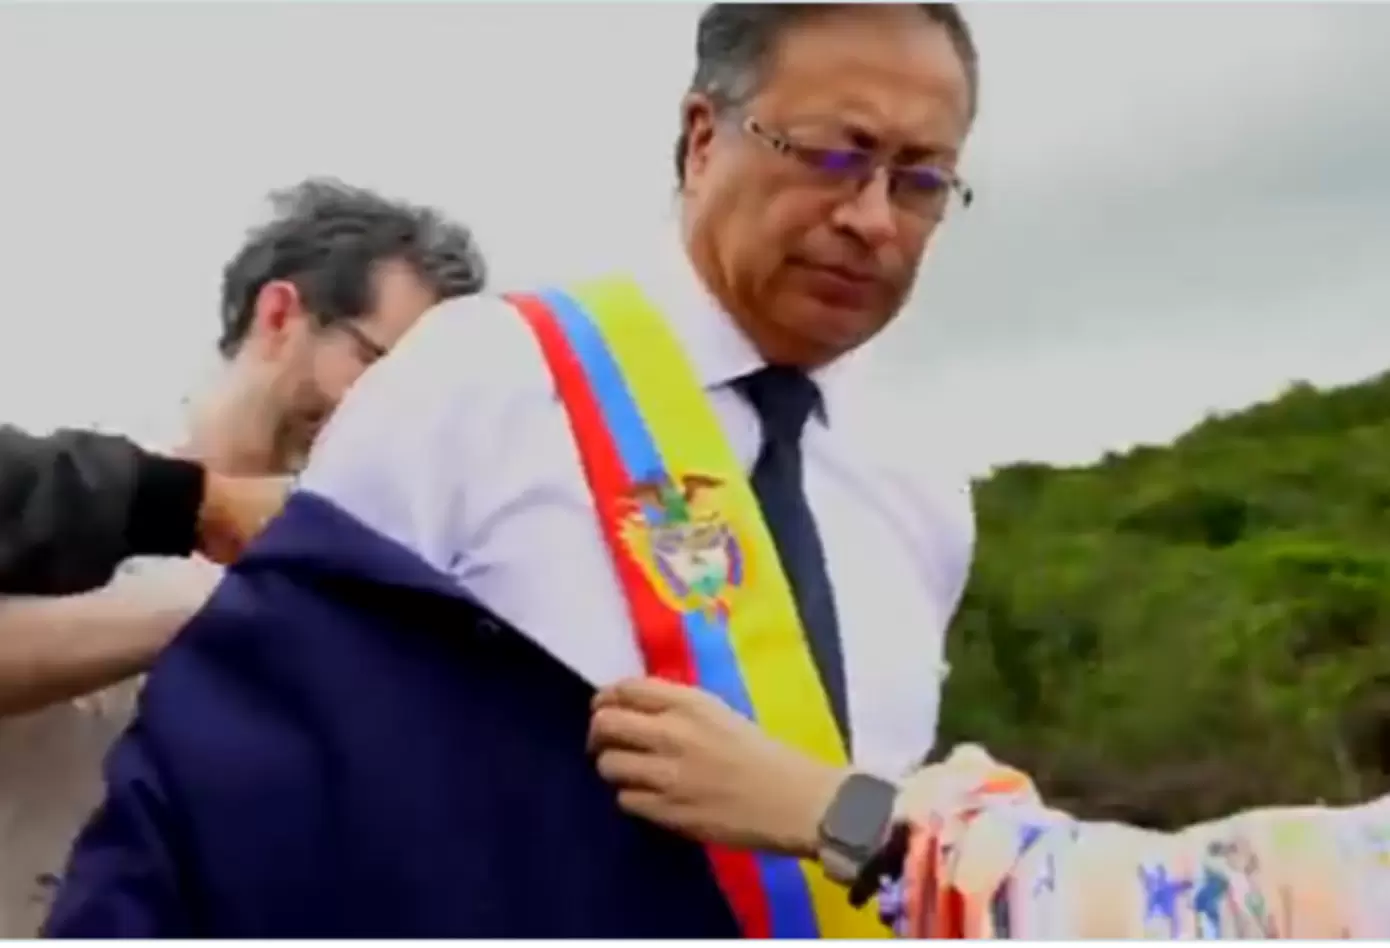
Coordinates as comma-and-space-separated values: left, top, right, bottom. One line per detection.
880, 746, 1390, 939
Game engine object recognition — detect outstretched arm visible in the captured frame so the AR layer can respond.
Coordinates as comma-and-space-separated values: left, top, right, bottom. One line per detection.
586, 679, 1390, 939
879, 747, 1390, 939
0, 565, 216, 717
0, 426, 204, 596
0, 474, 289, 719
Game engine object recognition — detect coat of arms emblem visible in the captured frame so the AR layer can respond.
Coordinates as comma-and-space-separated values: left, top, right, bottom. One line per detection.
618, 473, 746, 618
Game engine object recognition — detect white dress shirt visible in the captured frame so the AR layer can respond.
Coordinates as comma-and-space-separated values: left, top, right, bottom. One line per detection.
301, 240, 975, 775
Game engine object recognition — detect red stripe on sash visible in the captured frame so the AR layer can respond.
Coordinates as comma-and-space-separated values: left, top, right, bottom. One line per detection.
510, 293, 695, 684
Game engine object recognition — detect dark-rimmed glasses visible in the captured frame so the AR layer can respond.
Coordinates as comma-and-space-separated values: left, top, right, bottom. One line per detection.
332, 320, 389, 365
743, 116, 974, 220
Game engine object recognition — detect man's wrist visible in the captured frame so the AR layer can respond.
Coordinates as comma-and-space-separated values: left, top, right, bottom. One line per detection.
791, 766, 852, 859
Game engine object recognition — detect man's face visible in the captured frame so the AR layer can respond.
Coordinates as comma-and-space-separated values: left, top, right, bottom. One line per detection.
270, 259, 439, 471
682, 7, 974, 368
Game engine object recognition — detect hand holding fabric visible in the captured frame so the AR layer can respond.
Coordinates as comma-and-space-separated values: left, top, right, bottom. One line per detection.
589, 676, 848, 857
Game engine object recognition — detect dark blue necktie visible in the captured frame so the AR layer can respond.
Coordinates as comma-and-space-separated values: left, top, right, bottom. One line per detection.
736, 366, 850, 745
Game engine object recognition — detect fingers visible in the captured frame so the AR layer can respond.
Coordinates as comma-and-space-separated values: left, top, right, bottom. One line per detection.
945, 743, 996, 768
592, 676, 698, 713
587, 706, 672, 754
614, 788, 669, 824
594, 749, 674, 792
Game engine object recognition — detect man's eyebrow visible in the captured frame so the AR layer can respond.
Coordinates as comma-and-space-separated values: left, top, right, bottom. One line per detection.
896, 143, 956, 165
844, 125, 956, 165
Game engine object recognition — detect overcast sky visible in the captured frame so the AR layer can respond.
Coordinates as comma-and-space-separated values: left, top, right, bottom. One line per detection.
1, 2, 1386, 472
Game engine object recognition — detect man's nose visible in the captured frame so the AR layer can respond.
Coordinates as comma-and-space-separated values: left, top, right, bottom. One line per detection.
830, 168, 899, 249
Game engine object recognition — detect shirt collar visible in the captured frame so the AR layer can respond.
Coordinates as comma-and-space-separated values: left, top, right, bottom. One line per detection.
632, 228, 852, 425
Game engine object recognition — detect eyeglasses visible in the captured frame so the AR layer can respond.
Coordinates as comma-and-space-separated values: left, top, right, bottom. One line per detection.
331, 320, 390, 365
742, 116, 974, 220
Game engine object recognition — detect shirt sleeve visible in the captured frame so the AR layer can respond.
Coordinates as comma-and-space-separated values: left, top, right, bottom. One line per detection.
0, 426, 204, 596
881, 747, 1388, 939
892, 446, 976, 751
930, 477, 975, 626
299, 294, 553, 578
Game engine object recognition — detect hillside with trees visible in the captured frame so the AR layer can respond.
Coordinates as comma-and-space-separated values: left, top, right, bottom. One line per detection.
937, 371, 1390, 829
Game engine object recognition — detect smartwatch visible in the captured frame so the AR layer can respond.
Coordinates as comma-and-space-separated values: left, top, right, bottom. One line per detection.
816, 772, 899, 886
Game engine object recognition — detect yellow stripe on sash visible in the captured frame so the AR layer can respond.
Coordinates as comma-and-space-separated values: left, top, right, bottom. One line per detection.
571, 278, 889, 938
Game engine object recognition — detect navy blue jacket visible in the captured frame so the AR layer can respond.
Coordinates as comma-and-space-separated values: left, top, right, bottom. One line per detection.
46, 492, 740, 937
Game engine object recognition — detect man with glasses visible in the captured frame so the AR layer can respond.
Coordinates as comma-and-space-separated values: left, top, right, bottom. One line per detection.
49, 4, 977, 936
187, 177, 486, 476
2, 178, 484, 936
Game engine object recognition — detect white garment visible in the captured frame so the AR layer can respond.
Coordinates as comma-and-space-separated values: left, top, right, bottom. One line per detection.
301, 240, 975, 775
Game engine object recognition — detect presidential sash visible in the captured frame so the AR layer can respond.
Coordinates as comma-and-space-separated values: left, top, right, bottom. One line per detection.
506, 277, 889, 938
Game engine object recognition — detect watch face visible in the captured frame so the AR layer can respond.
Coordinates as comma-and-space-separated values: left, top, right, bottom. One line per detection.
825, 773, 898, 852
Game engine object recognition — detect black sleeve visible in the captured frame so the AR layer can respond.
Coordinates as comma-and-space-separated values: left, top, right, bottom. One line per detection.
0, 426, 206, 596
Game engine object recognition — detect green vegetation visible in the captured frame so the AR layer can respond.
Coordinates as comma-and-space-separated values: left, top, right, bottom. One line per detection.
937, 372, 1390, 830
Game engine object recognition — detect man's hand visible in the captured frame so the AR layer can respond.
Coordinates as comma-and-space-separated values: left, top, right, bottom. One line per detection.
195, 473, 292, 565
589, 677, 850, 858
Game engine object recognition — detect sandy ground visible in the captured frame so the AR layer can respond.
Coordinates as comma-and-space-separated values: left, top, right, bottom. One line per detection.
0, 684, 137, 936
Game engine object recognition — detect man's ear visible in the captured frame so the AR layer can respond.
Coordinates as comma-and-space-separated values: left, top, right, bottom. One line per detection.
244, 280, 306, 358
680, 92, 720, 191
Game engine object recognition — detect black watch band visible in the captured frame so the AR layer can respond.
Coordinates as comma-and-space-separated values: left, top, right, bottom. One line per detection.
847, 821, 911, 907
